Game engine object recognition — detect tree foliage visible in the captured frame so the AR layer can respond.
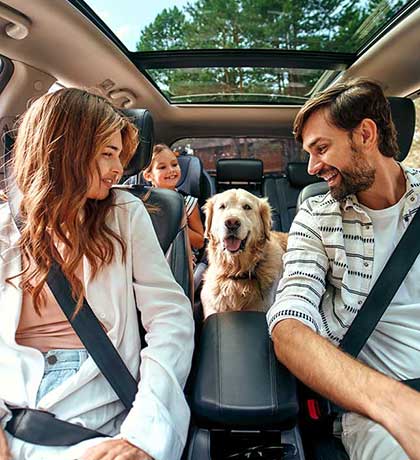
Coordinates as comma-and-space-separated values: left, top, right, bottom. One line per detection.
136, 0, 406, 101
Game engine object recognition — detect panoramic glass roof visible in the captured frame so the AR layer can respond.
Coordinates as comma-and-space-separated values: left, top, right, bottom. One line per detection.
144, 66, 327, 104
79, 0, 414, 104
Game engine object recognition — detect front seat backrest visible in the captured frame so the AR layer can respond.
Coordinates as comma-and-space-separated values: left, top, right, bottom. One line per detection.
119, 110, 193, 301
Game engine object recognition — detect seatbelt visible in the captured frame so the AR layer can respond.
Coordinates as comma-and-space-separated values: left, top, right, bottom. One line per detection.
4, 150, 139, 445
276, 177, 292, 231
339, 208, 420, 355
339, 207, 420, 389
305, 207, 420, 423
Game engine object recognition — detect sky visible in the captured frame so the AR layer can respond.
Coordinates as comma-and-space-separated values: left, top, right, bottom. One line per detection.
85, 0, 191, 50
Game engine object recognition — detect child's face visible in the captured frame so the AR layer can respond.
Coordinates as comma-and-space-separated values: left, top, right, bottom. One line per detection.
145, 149, 181, 190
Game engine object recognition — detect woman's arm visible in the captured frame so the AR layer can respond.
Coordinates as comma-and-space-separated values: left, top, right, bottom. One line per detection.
119, 199, 194, 460
187, 205, 204, 250
0, 426, 11, 460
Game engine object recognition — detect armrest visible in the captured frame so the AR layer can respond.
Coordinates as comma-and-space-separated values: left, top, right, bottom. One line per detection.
190, 311, 299, 430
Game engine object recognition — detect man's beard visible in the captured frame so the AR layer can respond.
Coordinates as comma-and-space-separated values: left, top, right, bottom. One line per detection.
329, 145, 376, 201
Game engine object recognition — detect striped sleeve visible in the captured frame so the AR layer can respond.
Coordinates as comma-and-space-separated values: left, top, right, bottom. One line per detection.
267, 200, 328, 336
183, 195, 198, 217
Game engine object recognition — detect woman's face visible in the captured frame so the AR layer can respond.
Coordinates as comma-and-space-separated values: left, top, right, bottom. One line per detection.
144, 149, 181, 190
86, 130, 124, 200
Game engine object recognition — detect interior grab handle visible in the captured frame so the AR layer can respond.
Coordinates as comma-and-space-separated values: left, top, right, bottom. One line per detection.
0, 4, 31, 40
108, 89, 137, 108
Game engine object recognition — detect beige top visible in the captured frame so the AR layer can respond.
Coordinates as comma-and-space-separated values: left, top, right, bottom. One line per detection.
16, 255, 84, 352
15, 283, 83, 352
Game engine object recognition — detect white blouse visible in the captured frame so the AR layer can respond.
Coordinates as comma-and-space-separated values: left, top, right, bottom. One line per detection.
0, 189, 194, 460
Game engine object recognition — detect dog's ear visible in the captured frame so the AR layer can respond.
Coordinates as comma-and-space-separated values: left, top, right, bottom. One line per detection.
259, 198, 272, 240
202, 197, 215, 240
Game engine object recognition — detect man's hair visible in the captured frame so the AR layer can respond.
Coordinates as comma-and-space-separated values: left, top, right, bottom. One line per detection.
293, 78, 399, 158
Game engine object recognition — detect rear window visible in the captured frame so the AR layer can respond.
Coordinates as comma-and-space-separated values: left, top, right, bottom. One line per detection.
171, 137, 305, 175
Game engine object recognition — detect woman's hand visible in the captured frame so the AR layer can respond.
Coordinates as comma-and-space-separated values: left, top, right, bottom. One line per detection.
0, 426, 11, 460
81, 439, 153, 460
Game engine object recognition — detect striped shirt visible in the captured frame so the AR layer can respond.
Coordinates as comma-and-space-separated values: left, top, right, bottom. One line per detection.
183, 194, 198, 217
267, 165, 420, 346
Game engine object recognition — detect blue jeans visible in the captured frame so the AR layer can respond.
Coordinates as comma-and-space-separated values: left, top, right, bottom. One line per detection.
36, 349, 88, 405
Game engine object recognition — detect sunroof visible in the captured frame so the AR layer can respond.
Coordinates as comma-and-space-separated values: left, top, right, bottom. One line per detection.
143, 66, 328, 105
83, 0, 412, 53
79, 0, 415, 104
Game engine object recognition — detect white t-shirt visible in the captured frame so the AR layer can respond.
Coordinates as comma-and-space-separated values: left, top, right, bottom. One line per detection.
358, 198, 420, 380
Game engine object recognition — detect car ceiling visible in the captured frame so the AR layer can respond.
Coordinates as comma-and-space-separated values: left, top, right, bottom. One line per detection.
0, 0, 419, 145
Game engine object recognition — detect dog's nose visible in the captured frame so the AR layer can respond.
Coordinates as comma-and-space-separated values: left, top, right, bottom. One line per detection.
225, 218, 241, 231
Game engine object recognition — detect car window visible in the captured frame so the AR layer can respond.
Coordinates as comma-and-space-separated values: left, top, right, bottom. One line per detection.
172, 137, 305, 175
402, 97, 420, 168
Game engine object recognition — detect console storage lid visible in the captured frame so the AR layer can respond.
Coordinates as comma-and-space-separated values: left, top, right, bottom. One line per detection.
191, 311, 299, 429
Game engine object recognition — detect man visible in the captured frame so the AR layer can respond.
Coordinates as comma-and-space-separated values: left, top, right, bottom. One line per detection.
267, 78, 420, 460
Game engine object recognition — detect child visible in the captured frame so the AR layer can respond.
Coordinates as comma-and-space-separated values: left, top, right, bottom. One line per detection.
143, 144, 205, 252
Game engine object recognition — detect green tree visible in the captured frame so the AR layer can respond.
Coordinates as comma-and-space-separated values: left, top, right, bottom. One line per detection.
136, 6, 188, 51
136, 0, 405, 101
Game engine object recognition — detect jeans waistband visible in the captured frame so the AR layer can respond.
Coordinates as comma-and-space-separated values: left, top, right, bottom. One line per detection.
42, 348, 88, 372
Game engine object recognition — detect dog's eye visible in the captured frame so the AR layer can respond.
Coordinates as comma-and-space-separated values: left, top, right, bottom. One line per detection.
219, 203, 226, 210
242, 204, 252, 210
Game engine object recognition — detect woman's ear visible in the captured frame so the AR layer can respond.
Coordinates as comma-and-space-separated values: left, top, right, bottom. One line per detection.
203, 197, 214, 240
259, 198, 272, 240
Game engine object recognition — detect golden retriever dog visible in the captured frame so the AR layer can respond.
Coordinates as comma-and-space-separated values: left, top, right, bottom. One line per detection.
201, 188, 288, 319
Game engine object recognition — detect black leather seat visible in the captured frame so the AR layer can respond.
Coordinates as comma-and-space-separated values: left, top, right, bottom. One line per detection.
121, 108, 155, 182
118, 109, 193, 301
297, 97, 416, 210
177, 152, 215, 208
264, 163, 322, 231
216, 158, 264, 196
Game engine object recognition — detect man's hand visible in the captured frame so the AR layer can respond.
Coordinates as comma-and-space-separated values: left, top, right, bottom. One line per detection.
0, 426, 11, 460
379, 384, 420, 460
81, 439, 152, 460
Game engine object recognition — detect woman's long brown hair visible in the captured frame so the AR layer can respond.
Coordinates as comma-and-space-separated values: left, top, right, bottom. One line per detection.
11, 88, 138, 315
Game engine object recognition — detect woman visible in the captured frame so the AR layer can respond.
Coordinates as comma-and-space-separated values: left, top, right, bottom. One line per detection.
0, 89, 194, 460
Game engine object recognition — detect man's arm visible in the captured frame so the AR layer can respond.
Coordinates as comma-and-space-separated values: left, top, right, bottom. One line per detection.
272, 318, 420, 460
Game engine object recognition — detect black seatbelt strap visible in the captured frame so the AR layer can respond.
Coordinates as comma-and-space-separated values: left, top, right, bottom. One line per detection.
277, 178, 292, 231
339, 207, 420, 389
305, 207, 420, 422
339, 208, 420, 357
47, 263, 138, 409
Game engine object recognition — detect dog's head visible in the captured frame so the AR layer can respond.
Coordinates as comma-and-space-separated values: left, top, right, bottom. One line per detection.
203, 188, 272, 255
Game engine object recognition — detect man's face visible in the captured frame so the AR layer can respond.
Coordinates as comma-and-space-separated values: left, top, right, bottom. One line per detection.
302, 108, 375, 201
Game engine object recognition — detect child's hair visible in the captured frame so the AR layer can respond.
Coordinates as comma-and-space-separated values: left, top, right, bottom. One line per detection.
10, 87, 139, 315
143, 143, 179, 176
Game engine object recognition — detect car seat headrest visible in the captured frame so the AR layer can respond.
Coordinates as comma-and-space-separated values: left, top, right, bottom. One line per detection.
216, 158, 263, 183
287, 162, 322, 188
122, 109, 154, 176
388, 97, 415, 162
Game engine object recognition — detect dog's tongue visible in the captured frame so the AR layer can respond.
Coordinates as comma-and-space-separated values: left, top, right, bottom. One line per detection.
224, 236, 241, 252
